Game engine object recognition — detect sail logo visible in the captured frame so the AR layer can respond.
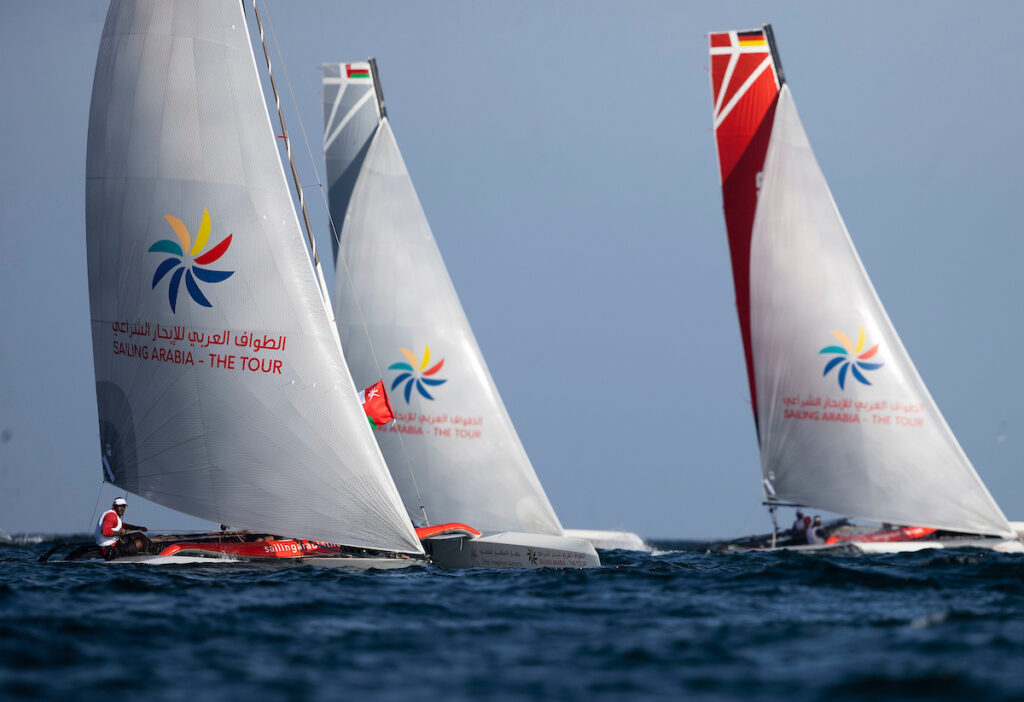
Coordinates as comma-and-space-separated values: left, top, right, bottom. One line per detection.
389, 346, 447, 403
819, 328, 883, 390
149, 209, 234, 313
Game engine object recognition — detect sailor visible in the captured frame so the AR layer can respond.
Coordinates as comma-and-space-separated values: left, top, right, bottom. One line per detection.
805, 515, 825, 545
94, 497, 159, 560
790, 511, 807, 543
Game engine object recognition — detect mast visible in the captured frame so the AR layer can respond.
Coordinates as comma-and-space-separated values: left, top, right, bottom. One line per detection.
762, 24, 786, 87
249, 1, 333, 307
369, 57, 387, 120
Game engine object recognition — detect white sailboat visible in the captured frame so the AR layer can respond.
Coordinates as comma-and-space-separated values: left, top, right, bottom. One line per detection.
321, 61, 607, 565
708, 26, 1022, 553
78, 0, 432, 567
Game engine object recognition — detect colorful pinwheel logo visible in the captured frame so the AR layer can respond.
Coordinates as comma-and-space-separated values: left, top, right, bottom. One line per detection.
819, 327, 883, 390
389, 346, 447, 402
149, 209, 234, 313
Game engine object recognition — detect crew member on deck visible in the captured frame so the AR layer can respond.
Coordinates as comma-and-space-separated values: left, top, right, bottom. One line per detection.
94, 497, 159, 560
805, 515, 825, 545
790, 511, 807, 543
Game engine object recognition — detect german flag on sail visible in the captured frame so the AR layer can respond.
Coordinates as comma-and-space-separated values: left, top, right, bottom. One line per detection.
359, 380, 395, 429
346, 63, 370, 79
737, 30, 766, 47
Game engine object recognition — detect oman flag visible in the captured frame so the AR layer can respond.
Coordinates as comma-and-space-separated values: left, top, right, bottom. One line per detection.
359, 380, 395, 429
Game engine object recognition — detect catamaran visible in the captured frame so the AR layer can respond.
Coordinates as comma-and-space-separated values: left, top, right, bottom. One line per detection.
69, 0, 589, 568
320, 61, 620, 564
708, 25, 1023, 553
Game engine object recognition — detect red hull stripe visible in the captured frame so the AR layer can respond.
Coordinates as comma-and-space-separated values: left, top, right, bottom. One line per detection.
158, 539, 349, 559
415, 523, 482, 540
825, 527, 937, 545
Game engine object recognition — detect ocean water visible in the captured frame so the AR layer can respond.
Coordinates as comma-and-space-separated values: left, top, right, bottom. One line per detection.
2, 539, 1023, 701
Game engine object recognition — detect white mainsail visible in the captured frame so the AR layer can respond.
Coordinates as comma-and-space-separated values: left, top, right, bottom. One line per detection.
328, 102, 563, 535
751, 87, 1012, 536
85, 0, 422, 554
710, 27, 1013, 538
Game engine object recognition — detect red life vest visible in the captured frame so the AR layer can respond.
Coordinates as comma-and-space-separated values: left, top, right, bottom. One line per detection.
94, 509, 122, 547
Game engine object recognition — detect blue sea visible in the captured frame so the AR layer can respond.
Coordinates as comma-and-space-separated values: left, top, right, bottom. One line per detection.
2, 539, 1023, 701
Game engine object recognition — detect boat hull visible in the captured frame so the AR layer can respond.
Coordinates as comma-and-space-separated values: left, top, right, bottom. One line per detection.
47, 533, 424, 568
424, 532, 600, 569
564, 528, 649, 552
725, 537, 1024, 555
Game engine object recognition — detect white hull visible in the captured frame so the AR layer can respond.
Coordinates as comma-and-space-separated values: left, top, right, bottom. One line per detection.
564, 528, 649, 552
849, 539, 1024, 555
735, 538, 1024, 555
425, 532, 600, 569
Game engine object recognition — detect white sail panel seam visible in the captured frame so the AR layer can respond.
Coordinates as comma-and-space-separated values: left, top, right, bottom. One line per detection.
713, 49, 739, 121
324, 89, 375, 152
323, 80, 347, 142
710, 47, 771, 56
714, 56, 771, 129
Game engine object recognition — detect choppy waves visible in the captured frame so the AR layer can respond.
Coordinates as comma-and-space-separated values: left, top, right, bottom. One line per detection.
2, 539, 1023, 701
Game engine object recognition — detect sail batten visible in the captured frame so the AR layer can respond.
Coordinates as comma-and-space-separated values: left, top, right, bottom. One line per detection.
710, 29, 1013, 538
325, 79, 563, 534
86, 0, 422, 554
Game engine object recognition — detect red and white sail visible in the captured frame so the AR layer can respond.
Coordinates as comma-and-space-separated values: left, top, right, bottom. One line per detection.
710, 28, 783, 430
709, 27, 1013, 537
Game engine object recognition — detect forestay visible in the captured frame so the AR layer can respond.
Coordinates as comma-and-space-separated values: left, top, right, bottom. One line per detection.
331, 116, 563, 535
85, 0, 422, 554
748, 86, 1013, 537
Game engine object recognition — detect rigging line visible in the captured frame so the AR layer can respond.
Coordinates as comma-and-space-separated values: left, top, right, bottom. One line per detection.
258, 6, 343, 257
261, 3, 331, 210
87, 481, 107, 535
250, 1, 331, 306
256, 10, 429, 526
731, 496, 767, 539
259, 3, 344, 273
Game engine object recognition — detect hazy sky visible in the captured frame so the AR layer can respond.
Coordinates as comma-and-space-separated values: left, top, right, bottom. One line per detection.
2, 1, 1024, 540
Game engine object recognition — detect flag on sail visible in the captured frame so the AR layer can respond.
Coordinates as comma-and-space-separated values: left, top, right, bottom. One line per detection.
346, 63, 370, 79
360, 380, 395, 429
736, 30, 767, 47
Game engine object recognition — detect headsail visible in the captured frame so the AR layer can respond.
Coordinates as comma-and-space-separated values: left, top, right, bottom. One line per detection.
326, 67, 563, 535
85, 0, 422, 554
710, 27, 1013, 537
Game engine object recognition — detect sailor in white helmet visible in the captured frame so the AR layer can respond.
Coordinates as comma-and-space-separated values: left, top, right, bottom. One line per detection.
94, 497, 158, 560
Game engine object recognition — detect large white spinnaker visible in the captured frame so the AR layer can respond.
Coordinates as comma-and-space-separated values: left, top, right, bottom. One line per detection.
331, 115, 563, 536
85, 0, 422, 554
749, 87, 1013, 537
